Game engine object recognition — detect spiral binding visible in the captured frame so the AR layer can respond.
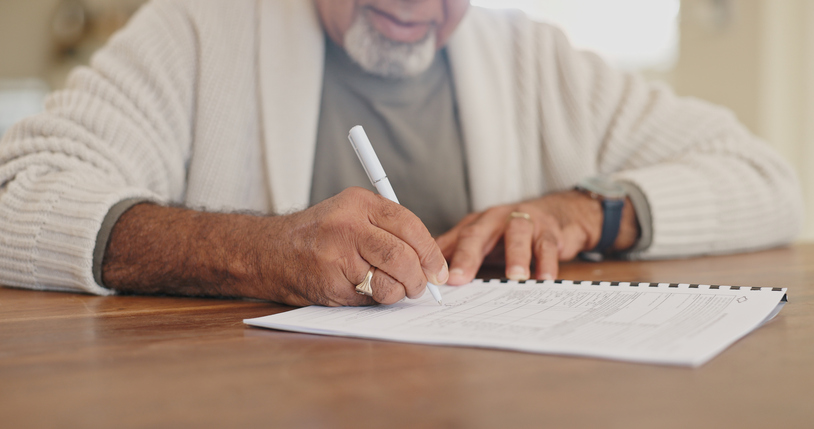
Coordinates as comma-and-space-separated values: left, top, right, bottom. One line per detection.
473, 278, 785, 293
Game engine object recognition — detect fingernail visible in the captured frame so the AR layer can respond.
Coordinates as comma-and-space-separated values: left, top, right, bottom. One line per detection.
433, 262, 449, 285
541, 273, 555, 281
507, 266, 529, 281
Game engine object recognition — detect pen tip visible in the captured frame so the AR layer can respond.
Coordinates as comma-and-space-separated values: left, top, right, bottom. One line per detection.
438, 300, 444, 306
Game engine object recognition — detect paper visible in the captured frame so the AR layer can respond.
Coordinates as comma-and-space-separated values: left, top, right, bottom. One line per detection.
244, 279, 787, 367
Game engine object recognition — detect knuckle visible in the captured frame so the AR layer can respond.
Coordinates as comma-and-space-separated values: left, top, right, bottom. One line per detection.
342, 262, 363, 286
418, 240, 443, 265
483, 206, 504, 217
327, 281, 351, 303
506, 239, 528, 252
536, 219, 562, 238
453, 243, 480, 262
458, 222, 487, 241
377, 275, 405, 304
302, 278, 337, 307
459, 211, 480, 224
414, 279, 428, 296
341, 186, 370, 201
537, 212, 557, 226
377, 200, 402, 221
506, 221, 532, 237
535, 234, 559, 253
318, 210, 359, 240
371, 237, 405, 266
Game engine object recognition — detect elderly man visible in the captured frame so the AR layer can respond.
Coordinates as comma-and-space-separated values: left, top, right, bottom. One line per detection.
0, 0, 802, 306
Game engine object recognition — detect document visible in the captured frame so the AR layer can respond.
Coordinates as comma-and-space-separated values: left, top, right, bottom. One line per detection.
244, 279, 787, 367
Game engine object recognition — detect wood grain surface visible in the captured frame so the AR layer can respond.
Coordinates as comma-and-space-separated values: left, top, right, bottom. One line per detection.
2, 245, 813, 428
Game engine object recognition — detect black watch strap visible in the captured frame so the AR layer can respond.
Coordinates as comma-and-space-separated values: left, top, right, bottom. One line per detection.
593, 198, 624, 253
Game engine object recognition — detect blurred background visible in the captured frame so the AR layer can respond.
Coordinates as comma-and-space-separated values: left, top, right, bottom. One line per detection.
1, 0, 813, 240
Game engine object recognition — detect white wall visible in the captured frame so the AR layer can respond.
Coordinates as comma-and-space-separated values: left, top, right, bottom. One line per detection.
0, 0, 145, 88
674, 0, 814, 240
0, 0, 60, 80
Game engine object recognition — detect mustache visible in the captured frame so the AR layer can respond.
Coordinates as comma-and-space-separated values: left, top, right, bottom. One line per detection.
343, 11, 438, 79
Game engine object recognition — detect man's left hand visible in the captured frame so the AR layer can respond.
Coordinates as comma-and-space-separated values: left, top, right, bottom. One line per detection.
436, 190, 639, 284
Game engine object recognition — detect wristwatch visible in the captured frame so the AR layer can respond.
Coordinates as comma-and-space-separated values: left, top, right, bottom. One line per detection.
575, 176, 627, 254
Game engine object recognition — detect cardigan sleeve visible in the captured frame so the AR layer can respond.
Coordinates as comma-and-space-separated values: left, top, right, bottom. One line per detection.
0, 0, 197, 294
534, 23, 803, 259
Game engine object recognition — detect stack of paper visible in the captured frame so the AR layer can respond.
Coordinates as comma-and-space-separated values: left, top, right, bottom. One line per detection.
245, 279, 787, 367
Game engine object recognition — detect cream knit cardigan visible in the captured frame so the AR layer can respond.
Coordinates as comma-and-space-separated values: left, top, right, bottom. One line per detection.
0, 0, 802, 295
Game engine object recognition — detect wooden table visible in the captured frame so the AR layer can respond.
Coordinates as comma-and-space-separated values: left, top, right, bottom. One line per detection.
2, 245, 813, 428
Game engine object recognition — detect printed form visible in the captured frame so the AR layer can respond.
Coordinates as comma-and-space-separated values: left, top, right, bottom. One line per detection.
245, 280, 787, 366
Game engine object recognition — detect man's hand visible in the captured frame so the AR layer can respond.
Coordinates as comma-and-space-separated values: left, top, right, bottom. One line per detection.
436, 190, 639, 285
102, 187, 449, 306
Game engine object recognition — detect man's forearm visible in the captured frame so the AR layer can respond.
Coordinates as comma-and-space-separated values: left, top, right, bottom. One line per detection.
101, 187, 448, 307
101, 203, 284, 299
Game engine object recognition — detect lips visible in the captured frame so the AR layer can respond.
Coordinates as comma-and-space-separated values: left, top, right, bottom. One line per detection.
365, 7, 434, 43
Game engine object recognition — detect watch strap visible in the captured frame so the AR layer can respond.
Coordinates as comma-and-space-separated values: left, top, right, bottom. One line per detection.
593, 198, 624, 253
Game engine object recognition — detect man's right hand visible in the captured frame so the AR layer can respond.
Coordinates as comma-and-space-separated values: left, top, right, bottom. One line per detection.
102, 187, 448, 307
267, 187, 449, 306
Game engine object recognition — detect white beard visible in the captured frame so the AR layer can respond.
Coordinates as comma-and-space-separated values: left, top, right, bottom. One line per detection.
343, 12, 437, 79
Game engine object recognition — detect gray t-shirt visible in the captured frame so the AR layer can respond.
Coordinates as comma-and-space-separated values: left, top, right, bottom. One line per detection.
310, 37, 471, 237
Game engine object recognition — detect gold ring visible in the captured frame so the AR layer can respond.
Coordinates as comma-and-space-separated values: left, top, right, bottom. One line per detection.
355, 267, 375, 297
508, 211, 533, 222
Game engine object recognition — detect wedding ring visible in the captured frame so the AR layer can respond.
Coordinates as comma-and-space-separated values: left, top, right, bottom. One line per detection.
508, 211, 533, 223
355, 267, 375, 297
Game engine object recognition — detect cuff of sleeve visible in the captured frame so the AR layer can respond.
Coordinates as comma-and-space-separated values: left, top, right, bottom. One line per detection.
612, 164, 718, 259
92, 198, 150, 287
617, 180, 653, 255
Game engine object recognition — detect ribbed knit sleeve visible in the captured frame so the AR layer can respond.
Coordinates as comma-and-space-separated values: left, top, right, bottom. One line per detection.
0, 0, 197, 294
530, 23, 803, 258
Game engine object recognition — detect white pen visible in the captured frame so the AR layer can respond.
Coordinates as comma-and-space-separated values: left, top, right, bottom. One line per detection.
348, 125, 445, 306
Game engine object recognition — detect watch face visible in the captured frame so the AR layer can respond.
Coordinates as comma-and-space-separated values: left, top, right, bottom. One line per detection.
578, 176, 627, 199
